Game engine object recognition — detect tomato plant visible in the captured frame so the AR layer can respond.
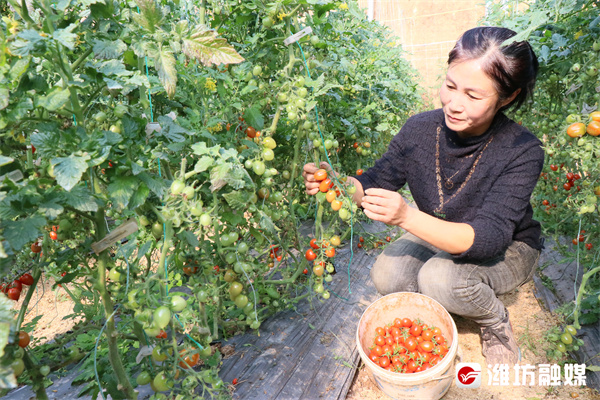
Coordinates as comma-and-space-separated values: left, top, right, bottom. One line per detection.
0, 0, 422, 398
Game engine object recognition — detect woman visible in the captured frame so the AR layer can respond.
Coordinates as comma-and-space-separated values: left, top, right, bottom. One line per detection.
303, 27, 543, 366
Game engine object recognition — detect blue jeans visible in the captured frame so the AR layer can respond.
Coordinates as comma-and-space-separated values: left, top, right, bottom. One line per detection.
369, 232, 540, 327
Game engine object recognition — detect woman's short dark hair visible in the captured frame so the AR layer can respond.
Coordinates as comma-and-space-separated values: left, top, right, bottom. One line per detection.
448, 27, 539, 111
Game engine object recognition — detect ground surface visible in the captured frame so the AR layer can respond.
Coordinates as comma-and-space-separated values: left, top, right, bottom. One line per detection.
9, 253, 600, 400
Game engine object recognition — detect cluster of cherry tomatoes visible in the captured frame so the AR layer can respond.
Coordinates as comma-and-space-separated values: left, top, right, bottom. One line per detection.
566, 111, 600, 138
1, 273, 34, 301
367, 318, 449, 374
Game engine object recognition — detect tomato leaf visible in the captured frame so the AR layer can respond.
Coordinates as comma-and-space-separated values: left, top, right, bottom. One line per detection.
182, 25, 245, 67
51, 153, 90, 192
52, 23, 77, 50
36, 87, 70, 112
138, 172, 167, 198
107, 176, 138, 211
180, 231, 199, 248
222, 191, 250, 210
0, 155, 13, 168
133, 0, 163, 34
128, 183, 150, 210
60, 186, 99, 212
194, 156, 214, 173
151, 44, 177, 99
587, 366, 600, 372
136, 240, 153, 260
244, 106, 264, 130
258, 210, 279, 233
2, 215, 46, 251
93, 39, 127, 60
11, 29, 45, 57
38, 201, 64, 219
0, 294, 14, 358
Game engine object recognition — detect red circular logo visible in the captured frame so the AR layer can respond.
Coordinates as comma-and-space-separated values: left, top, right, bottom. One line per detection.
457, 366, 478, 385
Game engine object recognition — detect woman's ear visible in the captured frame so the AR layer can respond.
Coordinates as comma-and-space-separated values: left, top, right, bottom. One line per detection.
500, 88, 521, 108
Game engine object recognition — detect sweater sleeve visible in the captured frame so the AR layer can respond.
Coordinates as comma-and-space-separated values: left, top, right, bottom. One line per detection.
353, 122, 409, 192
454, 140, 544, 261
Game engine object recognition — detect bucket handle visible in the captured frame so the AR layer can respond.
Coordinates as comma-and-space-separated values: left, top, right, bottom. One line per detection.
429, 347, 463, 382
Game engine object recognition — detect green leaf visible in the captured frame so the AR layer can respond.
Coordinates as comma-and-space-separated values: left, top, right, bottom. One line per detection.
209, 161, 231, 191
53, 23, 77, 50
180, 231, 199, 248
182, 25, 245, 67
133, 0, 163, 33
38, 201, 64, 219
128, 183, 150, 210
3, 215, 46, 251
107, 176, 138, 211
191, 142, 220, 157
244, 106, 264, 130
36, 87, 71, 112
0, 156, 13, 168
9, 58, 30, 83
97, 59, 133, 77
138, 172, 166, 198
136, 240, 153, 260
0, 88, 8, 111
51, 154, 91, 192
222, 191, 249, 210
11, 29, 45, 57
7, 98, 33, 122
0, 294, 14, 359
587, 365, 600, 372
60, 186, 99, 212
194, 156, 214, 173
152, 44, 177, 99
258, 210, 279, 233
93, 39, 127, 59
157, 115, 188, 141
0, 364, 17, 389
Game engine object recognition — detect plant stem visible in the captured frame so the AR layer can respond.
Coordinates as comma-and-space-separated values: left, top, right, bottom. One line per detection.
573, 265, 600, 329
15, 262, 42, 330
22, 351, 48, 400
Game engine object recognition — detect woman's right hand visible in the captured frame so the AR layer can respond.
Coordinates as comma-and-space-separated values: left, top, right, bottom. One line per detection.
302, 162, 333, 195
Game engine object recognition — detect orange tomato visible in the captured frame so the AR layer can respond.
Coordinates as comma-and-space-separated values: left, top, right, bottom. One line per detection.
587, 120, 600, 136
313, 169, 328, 181
179, 349, 199, 369
356, 169, 364, 175
325, 247, 335, 258
567, 122, 586, 138
319, 178, 333, 192
589, 111, 600, 122
326, 190, 336, 203
331, 199, 342, 211
246, 126, 256, 138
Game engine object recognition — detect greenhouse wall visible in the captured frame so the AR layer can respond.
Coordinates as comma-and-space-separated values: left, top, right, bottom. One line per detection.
357, 0, 487, 105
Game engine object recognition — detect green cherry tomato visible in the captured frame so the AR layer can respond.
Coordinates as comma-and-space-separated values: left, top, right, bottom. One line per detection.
237, 242, 249, 254
565, 325, 577, 336
229, 282, 243, 298
11, 358, 25, 377
152, 222, 163, 240
252, 65, 262, 76
253, 160, 266, 175
556, 342, 567, 353
200, 346, 212, 358
298, 87, 308, 98
560, 332, 573, 345
170, 180, 185, 195
138, 215, 150, 226
136, 371, 152, 385
234, 294, 249, 308
154, 306, 171, 329
153, 372, 173, 392
40, 365, 50, 377
197, 290, 209, 302
170, 295, 187, 313
262, 148, 275, 161
152, 346, 168, 362
200, 213, 212, 227
109, 268, 122, 282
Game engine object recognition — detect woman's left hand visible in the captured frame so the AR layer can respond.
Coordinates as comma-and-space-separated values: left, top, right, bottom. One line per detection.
361, 188, 410, 226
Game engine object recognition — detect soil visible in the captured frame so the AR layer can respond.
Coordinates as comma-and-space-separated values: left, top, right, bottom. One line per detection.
12, 276, 600, 400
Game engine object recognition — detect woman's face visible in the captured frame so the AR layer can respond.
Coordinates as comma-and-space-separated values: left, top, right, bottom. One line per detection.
440, 58, 508, 138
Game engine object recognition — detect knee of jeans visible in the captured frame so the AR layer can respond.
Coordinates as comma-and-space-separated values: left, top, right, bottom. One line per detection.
370, 257, 418, 295
417, 260, 463, 301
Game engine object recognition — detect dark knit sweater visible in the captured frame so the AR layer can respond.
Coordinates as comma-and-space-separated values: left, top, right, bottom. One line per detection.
355, 108, 545, 262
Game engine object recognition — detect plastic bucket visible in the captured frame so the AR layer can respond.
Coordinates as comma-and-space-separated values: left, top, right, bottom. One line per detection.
356, 292, 459, 400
